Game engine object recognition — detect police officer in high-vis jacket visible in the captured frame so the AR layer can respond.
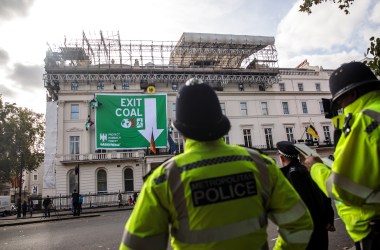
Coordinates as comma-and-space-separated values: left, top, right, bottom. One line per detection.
120, 79, 313, 250
305, 62, 380, 250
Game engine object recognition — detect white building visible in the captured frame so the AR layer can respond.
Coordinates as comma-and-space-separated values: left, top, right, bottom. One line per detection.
42, 32, 334, 197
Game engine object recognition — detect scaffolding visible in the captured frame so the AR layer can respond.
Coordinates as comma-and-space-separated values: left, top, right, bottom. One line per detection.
44, 31, 280, 100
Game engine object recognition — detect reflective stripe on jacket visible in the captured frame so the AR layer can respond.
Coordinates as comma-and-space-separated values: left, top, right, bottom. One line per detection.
310, 90, 380, 242
120, 139, 313, 250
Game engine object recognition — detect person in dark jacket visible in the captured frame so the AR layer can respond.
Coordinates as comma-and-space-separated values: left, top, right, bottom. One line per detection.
72, 189, 80, 216
42, 196, 52, 218
21, 200, 27, 218
277, 141, 335, 250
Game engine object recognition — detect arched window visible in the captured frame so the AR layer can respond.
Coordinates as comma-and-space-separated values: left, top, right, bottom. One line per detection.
68, 169, 78, 194
124, 168, 134, 192
97, 169, 107, 193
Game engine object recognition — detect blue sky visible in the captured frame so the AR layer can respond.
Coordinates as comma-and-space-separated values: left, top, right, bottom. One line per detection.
0, 0, 379, 113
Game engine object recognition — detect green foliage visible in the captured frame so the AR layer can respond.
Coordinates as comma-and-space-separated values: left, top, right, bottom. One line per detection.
0, 97, 45, 183
299, 0, 354, 15
364, 37, 380, 77
299, 0, 380, 77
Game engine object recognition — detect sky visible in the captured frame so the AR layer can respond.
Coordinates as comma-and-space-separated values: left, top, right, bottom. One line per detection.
0, 0, 379, 114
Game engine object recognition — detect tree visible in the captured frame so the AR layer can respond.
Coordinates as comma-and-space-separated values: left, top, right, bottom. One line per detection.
0, 96, 45, 184
299, 0, 380, 76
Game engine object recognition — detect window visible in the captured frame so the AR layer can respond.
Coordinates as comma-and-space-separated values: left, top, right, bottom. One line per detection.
124, 168, 134, 192
68, 170, 78, 194
319, 101, 324, 114
315, 83, 321, 91
261, 102, 268, 115
258, 84, 266, 91
122, 82, 129, 90
71, 82, 79, 91
264, 128, 274, 149
282, 102, 289, 115
301, 101, 308, 114
97, 169, 107, 193
71, 104, 79, 120
243, 129, 252, 147
69, 136, 80, 158
298, 83, 304, 91
279, 83, 285, 91
323, 126, 331, 143
220, 103, 226, 115
240, 102, 247, 116
224, 134, 230, 144
172, 103, 176, 119
97, 82, 104, 90
305, 126, 313, 141
173, 131, 185, 153
172, 82, 178, 91
286, 127, 294, 142
33, 174, 38, 181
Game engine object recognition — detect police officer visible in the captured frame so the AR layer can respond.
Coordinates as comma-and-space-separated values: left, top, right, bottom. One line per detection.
120, 79, 313, 250
304, 62, 380, 250
277, 141, 335, 250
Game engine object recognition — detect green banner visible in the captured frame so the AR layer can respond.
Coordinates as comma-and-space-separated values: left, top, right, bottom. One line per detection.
95, 94, 167, 150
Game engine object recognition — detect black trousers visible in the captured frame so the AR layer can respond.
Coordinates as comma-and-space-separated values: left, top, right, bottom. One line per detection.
73, 202, 80, 216
355, 220, 380, 250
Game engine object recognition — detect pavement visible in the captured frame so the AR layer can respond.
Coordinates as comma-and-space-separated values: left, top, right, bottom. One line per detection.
0, 205, 133, 227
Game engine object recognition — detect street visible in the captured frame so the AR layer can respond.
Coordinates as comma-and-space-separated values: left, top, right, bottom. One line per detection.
0, 210, 354, 250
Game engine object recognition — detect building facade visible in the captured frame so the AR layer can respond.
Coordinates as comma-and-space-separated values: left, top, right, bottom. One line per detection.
42, 32, 334, 197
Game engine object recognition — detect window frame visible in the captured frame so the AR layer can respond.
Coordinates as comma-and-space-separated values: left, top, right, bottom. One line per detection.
315, 83, 321, 91
285, 127, 295, 142
264, 127, 274, 149
122, 82, 129, 90
282, 102, 289, 115
124, 168, 134, 192
298, 83, 304, 91
97, 169, 108, 193
70, 104, 79, 120
240, 102, 248, 116
71, 82, 79, 91
220, 103, 226, 115
261, 102, 268, 116
243, 128, 252, 148
301, 101, 308, 114
97, 81, 105, 90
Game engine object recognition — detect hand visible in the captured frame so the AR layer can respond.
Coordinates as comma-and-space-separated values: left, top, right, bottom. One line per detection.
303, 156, 323, 171
326, 223, 336, 232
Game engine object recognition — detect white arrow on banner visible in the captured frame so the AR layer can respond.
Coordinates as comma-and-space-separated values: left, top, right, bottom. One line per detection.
138, 98, 164, 143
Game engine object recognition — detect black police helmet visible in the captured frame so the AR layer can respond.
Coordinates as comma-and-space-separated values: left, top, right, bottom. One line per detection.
330, 61, 380, 102
276, 141, 299, 159
173, 78, 231, 141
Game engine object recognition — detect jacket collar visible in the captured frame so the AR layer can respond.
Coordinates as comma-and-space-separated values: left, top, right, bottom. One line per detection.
344, 90, 380, 114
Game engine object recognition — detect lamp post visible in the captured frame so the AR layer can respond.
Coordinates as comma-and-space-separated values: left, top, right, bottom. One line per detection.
75, 164, 80, 194
16, 150, 23, 218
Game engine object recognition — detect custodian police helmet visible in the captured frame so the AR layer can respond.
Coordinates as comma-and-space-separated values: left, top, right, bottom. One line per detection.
329, 61, 380, 102
173, 78, 231, 141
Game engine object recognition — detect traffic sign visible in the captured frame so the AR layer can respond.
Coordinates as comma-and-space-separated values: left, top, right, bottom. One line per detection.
95, 94, 167, 150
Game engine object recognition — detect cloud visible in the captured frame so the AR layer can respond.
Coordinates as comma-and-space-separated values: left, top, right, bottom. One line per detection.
275, 0, 373, 68
369, 1, 380, 23
0, 48, 9, 65
0, 0, 35, 22
0, 83, 17, 98
7, 63, 44, 92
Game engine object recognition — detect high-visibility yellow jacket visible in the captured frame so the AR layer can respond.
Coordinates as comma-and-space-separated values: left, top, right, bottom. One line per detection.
310, 90, 380, 242
120, 139, 313, 250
